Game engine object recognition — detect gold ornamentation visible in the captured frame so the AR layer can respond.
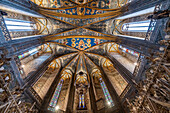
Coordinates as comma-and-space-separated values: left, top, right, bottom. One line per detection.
77, 7, 86, 16
109, 43, 120, 53
86, 39, 91, 47
103, 59, 113, 70
71, 38, 76, 47
39, 9, 122, 19
90, 2, 98, 7
78, 40, 85, 50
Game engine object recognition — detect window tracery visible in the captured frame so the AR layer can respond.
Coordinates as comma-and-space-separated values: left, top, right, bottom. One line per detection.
92, 69, 114, 106
48, 79, 64, 112
103, 59, 113, 70
122, 20, 151, 32
79, 94, 85, 109
100, 78, 114, 107
4, 18, 35, 32
48, 69, 72, 112
48, 59, 60, 70
0, 0, 168, 112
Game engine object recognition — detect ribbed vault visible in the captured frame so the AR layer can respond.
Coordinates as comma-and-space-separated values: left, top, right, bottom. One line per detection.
28, 0, 132, 112
1, 0, 169, 113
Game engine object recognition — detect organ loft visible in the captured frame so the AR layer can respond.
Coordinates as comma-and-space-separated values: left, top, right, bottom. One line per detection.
0, 0, 169, 113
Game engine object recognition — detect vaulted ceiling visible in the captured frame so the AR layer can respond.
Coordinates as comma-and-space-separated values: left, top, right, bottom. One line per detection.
29, 0, 131, 111
30, 0, 130, 90
31, 0, 128, 40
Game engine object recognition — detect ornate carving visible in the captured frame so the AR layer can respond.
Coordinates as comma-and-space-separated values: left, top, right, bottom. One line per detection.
0, 53, 38, 112
0, 13, 11, 41
126, 41, 169, 112
145, 4, 162, 41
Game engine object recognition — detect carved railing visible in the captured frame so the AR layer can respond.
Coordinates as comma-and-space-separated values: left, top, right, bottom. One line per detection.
0, 12, 11, 41
145, 4, 162, 41
0, 53, 38, 113
133, 2, 165, 78
126, 40, 169, 112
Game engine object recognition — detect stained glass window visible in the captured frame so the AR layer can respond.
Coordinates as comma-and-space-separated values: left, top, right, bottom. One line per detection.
79, 95, 82, 108
48, 79, 64, 112
122, 20, 151, 32
99, 78, 114, 107
4, 18, 34, 32
79, 94, 85, 109
18, 48, 38, 59
119, 45, 139, 57
82, 94, 85, 108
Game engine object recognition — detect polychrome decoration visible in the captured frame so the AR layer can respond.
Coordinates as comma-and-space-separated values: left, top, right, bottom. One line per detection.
100, 78, 114, 107
48, 59, 60, 70
108, 43, 120, 53
92, 69, 102, 78
79, 94, 85, 109
31, 0, 112, 9
76, 73, 87, 84
119, 45, 139, 57
61, 70, 72, 80
31, 0, 74, 8
103, 59, 113, 70
48, 79, 64, 112
55, 7, 104, 15
18, 48, 38, 59
55, 38, 107, 50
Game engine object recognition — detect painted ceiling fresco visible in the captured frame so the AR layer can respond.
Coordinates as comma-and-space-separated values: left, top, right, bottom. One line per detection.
31, 0, 124, 9
54, 38, 108, 50
55, 28, 106, 36
31, 0, 74, 8
31, 0, 129, 45
55, 8, 104, 15
29, 0, 133, 105
41, 11, 112, 28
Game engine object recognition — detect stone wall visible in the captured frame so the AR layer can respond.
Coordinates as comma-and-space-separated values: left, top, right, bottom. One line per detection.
103, 66, 128, 96
33, 68, 59, 99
